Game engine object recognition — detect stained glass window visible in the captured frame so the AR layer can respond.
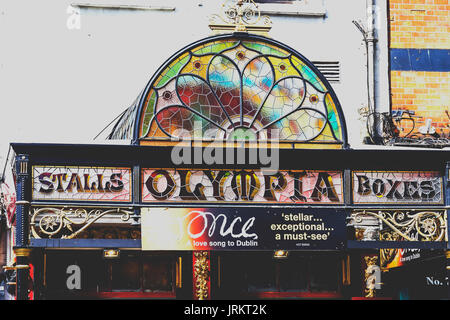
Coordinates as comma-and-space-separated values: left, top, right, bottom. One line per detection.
109, 34, 347, 148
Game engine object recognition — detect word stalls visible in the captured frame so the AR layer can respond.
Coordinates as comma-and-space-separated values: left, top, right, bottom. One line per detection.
33, 166, 131, 202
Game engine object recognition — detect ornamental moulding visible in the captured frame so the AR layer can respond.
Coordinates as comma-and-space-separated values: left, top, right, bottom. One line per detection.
193, 251, 210, 300
30, 206, 134, 239
348, 209, 447, 242
209, 0, 272, 35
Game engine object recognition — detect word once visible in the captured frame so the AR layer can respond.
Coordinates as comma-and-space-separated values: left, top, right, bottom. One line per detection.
184, 210, 258, 240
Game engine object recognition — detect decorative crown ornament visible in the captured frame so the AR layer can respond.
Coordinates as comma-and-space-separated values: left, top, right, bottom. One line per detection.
209, 0, 272, 35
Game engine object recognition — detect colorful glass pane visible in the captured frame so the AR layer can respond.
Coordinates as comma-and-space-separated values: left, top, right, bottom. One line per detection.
134, 35, 345, 147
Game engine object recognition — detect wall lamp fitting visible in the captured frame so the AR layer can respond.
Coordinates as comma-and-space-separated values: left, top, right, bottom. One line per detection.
273, 250, 289, 259
103, 249, 120, 259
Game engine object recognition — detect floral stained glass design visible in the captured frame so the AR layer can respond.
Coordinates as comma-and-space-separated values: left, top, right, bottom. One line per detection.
111, 35, 346, 147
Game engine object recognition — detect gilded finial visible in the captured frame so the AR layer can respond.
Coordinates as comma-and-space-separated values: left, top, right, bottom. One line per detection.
209, 0, 272, 35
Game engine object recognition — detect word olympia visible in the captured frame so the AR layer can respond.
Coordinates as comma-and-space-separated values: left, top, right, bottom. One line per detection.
143, 169, 342, 203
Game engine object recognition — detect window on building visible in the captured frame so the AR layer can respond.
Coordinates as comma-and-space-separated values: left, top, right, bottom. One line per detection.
142, 255, 174, 292
218, 252, 341, 298
104, 252, 176, 295
110, 253, 140, 291
45, 251, 105, 294
44, 251, 176, 299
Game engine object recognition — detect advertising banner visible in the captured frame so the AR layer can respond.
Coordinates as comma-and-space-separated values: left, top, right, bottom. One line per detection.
381, 248, 443, 269
142, 169, 343, 204
32, 166, 132, 202
141, 207, 346, 251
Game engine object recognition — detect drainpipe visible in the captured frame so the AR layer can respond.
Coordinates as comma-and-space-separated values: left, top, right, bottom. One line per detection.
355, 0, 380, 144
13, 154, 32, 300
366, 0, 377, 116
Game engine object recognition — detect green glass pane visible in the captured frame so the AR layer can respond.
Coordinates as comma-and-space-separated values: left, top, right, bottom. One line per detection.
291, 57, 326, 92
325, 93, 341, 140
192, 40, 239, 55
154, 54, 190, 88
228, 127, 257, 141
141, 90, 157, 137
242, 41, 288, 57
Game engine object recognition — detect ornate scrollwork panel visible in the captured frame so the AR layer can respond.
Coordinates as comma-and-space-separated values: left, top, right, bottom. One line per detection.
30, 206, 134, 239
348, 209, 447, 242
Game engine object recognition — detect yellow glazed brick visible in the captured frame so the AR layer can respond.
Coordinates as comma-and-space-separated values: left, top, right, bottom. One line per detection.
390, 0, 450, 49
390, 71, 450, 137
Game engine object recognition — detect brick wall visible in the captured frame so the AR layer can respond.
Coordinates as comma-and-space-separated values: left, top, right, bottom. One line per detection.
389, 0, 450, 139
391, 71, 450, 137
390, 0, 450, 49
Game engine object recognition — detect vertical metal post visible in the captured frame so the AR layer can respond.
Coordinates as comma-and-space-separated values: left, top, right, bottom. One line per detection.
445, 162, 450, 208
446, 163, 450, 299
131, 165, 141, 226
446, 250, 450, 300
366, 0, 377, 112
192, 251, 210, 300
344, 169, 352, 206
362, 253, 381, 299
13, 154, 31, 300
366, 0, 380, 143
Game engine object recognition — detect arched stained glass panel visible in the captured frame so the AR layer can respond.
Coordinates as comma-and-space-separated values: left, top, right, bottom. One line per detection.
131, 34, 347, 147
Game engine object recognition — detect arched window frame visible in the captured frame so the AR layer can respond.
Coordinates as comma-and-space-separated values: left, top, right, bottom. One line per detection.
122, 33, 348, 148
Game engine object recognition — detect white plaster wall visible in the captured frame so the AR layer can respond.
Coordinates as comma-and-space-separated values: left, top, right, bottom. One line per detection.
0, 0, 388, 171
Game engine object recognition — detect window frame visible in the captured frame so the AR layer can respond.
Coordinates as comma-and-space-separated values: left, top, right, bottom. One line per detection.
43, 250, 178, 299
216, 251, 343, 299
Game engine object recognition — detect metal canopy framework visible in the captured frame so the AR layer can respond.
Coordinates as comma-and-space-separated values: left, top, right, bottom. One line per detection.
9, 142, 449, 251
108, 33, 348, 149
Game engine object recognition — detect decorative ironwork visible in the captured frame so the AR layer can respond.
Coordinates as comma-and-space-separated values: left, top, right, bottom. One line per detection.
379, 232, 402, 269
193, 251, 210, 300
209, 0, 272, 34
349, 209, 447, 242
30, 207, 134, 239
364, 109, 450, 148
364, 255, 380, 298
